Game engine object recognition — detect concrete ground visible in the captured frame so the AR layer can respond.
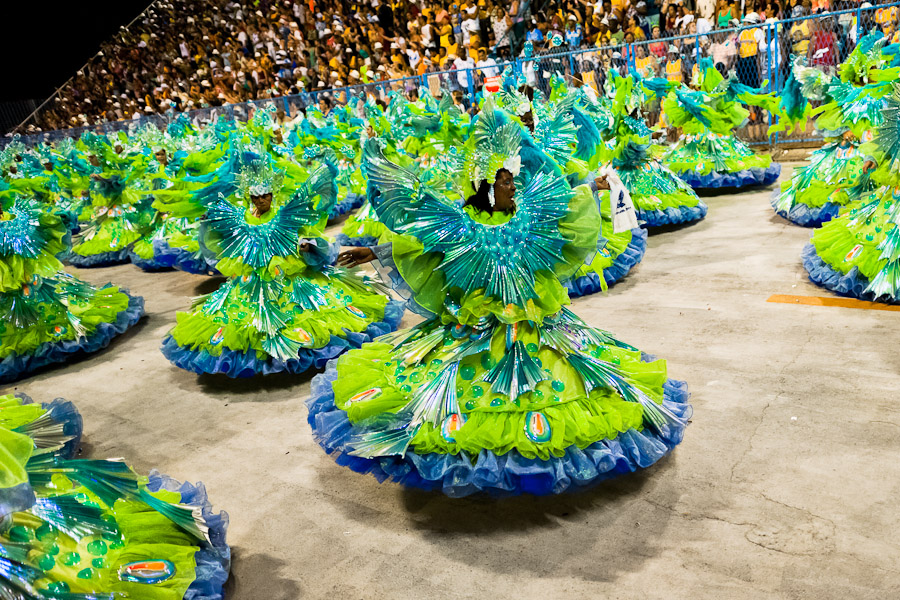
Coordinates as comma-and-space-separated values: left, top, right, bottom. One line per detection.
11, 163, 900, 599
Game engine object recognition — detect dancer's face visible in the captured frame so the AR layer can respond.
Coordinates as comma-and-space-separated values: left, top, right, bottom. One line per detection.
251, 193, 273, 215
493, 169, 516, 212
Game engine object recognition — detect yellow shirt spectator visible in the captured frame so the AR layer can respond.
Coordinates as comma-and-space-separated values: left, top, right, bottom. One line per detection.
790, 21, 810, 54
438, 23, 454, 48
738, 27, 759, 58
666, 58, 683, 82
876, 6, 898, 24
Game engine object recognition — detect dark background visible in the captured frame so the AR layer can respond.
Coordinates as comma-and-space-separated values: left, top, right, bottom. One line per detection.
1, 1, 152, 102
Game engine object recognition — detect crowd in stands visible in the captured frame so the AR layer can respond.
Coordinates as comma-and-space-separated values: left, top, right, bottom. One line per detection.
17, 0, 900, 133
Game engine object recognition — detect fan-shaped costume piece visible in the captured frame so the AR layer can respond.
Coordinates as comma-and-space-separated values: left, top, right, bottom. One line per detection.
307, 105, 691, 496
495, 75, 648, 297
0, 195, 144, 383
664, 61, 781, 189
161, 146, 403, 378
803, 85, 900, 303
772, 37, 897, 226
0, 392, 230, 599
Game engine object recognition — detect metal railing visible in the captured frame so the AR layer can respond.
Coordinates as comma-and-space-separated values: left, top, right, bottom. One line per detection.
5, 2, 898, 150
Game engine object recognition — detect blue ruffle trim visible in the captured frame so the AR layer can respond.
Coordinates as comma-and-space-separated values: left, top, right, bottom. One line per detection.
128, 239, 178, 272
65, 247, 132, 268
801, 243, 900, 303
306, 360, 691, 497
329, 193, 366, 219
770, 190, 840, 228
678, 163, 781, 189
146, 471, 231, 600
334, 233, 379, 248
0, 395, 82, 515
637, 202, 708, 228
174, 250, 220, 276
565, 228, 647, 298
41, 397, 84, 459
161, 299, 405, 378
0, 292, 146, 383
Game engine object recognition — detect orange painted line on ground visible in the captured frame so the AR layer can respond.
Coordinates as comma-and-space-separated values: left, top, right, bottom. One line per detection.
766, 294, 900, 312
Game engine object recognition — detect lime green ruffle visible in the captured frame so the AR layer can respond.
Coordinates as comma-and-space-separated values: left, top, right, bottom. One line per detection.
810, 185, 898, 279
0, 211, 68, 293
0, 285, 130, 358
7, 480, 199, 599
332, 321, 666, 460
572, 191, 634, 282
170, 271, 388, 358
666, 134, 771, 176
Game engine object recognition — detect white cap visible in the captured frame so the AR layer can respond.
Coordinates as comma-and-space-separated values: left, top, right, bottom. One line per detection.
374, 41, 383, 49
350, 70, 360, 78
335, 80, 343, 86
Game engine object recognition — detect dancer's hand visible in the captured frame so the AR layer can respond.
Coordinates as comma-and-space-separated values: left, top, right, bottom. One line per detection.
594, 175, 610, 191
862, 160, 877, 173
298, 242, 314, 253
337, 247, 376, 267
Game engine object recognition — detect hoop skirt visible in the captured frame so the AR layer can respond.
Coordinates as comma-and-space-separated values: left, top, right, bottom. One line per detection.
0, 392, 230, 599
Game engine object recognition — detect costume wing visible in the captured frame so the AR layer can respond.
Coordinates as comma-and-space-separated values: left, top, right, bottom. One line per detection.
364, 139, 574, 307
205, 179, 322, 269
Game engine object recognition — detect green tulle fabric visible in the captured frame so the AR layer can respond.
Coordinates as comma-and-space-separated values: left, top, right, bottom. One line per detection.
340, 200, 387, 243
0, 426, 32, 491
0, 211, 67, 293
170, 269, 388, 358
0, 284, 130, 359
811, 184, 900, 279
392, 185, 600, 326
332, 321, 666, 460
619, 159, 705, 210
72, 191, 152, 256
776, 141, 868, 210
0, 208, 133, 357
666, 134, 772, 175
571, 190, 634, 284
0, 395, 204, 600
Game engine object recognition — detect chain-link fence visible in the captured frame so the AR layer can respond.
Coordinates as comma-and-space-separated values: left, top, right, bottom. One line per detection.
4, 2, 898, 151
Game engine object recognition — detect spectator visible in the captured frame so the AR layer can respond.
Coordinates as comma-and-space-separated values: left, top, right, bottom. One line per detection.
716, 0, 740, 28
737, 13, 764, 88
492, 6, 511, 52
453, 49, 476, 91
476, 47, 500, 77
649, 25, 667, 56
808, 15, 838, 66
15, 0, 900, 135
665, 44, 685, 81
